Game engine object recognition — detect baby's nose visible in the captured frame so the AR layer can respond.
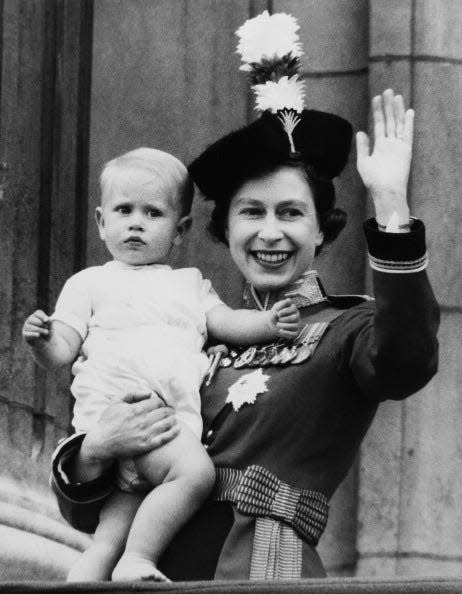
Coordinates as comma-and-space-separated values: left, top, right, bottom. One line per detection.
128, 215, 144, 230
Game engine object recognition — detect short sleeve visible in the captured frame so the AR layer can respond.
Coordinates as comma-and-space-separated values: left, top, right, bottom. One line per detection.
197, 273, 224, 313
50, 271, 93, 340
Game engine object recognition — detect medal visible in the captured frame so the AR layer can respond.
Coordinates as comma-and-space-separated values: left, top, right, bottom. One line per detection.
269, 343, 287, 365
249, 345, 272, 367
262, 344, 279, 366
215, 324, 329, 370
278, 345, 299, 364
234, 346, 257, 368
291, 342, 314, 364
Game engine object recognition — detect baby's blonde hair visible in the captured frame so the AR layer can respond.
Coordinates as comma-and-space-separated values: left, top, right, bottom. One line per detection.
100, 147, 194, 215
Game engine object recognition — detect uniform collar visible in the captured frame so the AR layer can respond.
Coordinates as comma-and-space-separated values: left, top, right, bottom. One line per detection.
242, 270, 328, 311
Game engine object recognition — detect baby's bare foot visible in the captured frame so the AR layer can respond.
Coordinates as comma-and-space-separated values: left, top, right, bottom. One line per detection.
112, 552, 170, 582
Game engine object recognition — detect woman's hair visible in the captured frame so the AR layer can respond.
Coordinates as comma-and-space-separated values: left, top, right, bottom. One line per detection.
100, 147, 194, 216
207, 161, 347, 254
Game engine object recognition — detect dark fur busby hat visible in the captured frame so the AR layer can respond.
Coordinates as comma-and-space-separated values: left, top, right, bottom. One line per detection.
188, 108, 352, 202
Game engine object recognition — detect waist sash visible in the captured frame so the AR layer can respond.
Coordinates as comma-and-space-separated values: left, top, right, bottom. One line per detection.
213, 465, 329, 580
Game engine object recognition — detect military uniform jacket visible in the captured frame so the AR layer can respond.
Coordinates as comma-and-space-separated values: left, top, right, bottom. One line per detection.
51, 220, 439, 581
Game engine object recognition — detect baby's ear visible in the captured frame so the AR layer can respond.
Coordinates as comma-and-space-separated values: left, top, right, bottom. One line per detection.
95, 207, 105, 240
173, 216, 192, 246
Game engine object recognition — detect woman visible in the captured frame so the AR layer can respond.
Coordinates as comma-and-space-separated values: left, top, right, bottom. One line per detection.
51, 11, 438, 579
51, 87, 439, 580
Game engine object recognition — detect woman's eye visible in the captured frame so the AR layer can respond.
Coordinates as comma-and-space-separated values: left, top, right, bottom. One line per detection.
279, 208, 302, 218
240, 207, 263, 216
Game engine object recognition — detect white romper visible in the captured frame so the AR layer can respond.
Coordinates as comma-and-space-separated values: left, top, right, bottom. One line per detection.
51, 261, 223, 490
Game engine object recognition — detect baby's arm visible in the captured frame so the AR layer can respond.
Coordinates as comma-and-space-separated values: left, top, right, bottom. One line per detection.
23, 310, 82, 370
206, 298, 301, 345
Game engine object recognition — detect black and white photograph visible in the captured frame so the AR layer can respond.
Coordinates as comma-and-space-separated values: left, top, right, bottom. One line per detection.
0, 1, 460, 592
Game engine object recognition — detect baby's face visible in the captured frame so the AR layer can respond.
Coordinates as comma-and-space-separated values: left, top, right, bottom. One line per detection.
96, 178, 187, 266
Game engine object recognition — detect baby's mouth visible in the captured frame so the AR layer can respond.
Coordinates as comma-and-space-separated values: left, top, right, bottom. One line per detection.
125, 236, 146, 245
250, 250, 293, 265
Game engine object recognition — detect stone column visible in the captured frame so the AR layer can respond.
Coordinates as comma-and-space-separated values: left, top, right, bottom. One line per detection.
357, 0, 462, 577
0, 0, 92, 579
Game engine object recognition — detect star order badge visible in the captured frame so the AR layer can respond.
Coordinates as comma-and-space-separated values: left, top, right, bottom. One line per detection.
226, 368, 270, 412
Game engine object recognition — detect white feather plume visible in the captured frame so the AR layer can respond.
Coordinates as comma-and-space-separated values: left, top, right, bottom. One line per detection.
236, 10, 307, 153
253, 75, 305, 113
236, 10, 302, 66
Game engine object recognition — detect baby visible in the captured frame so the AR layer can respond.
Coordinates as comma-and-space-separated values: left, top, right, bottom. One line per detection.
23, 148, 300, 582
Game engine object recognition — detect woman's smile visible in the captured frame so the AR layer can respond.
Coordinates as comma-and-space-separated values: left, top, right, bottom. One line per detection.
250, 250, 294, 266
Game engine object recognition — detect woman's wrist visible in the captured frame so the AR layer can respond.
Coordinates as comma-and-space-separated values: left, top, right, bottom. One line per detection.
373, 199, 409, 230
376, 213, 412, 233
72, 434, 113, 482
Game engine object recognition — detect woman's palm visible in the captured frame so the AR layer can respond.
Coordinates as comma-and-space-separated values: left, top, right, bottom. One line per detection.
356, 90, 414, 199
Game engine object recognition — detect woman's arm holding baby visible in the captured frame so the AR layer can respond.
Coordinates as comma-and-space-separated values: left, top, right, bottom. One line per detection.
206, 298, 301, 344
23, 311, 82, 369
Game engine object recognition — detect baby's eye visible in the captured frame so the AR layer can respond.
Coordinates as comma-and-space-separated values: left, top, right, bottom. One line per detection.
147, 208, 162, 218
116, 205, 131, 215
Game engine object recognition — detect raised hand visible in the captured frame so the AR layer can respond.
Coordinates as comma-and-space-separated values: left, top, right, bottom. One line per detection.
23, 310, 50, 342
271, 298, 301, 339
356, 88, 414, 227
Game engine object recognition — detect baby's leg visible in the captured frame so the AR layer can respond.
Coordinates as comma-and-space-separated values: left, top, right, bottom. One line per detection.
111, 424, 215, 582
67, 489, 143, 582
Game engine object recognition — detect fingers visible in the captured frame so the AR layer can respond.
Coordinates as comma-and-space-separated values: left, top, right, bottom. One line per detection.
23, 310, 50, 341
133, 407, 179, 451
148, 423, 180, 450
374, 89, 413, 141
277, 319, 300, 331
383, 89, 396, 137
277, 311, 299, 323
132, 392, 168, 412
122, 392, 152, 404
277, 327, 300, 339
272, 298, 292, 313
393, 94, 405, 138
144, 405, 176, 427
403, 108, 414, 146
372, 94, 385, 140
356, 131, 370, 161
273, 299, 299, 320
373, 90, 395, 138
273, 299, 301, 339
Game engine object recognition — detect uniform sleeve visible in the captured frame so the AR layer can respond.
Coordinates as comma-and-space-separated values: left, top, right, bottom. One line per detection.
50, 433, 116, 533
49, 271, 93, 340
335, 219, 439, 402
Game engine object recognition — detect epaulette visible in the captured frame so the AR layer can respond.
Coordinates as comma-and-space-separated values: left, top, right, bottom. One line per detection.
327, 294, 374, 309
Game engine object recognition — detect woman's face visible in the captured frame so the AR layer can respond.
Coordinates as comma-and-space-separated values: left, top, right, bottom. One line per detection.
226, 166, 324, 292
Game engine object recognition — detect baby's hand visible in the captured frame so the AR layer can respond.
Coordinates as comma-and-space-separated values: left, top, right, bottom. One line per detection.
271, 298, 301, 339
23, 310, 50, 343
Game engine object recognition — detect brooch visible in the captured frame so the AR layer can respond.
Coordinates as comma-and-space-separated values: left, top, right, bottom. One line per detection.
226, 368, 270, 411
